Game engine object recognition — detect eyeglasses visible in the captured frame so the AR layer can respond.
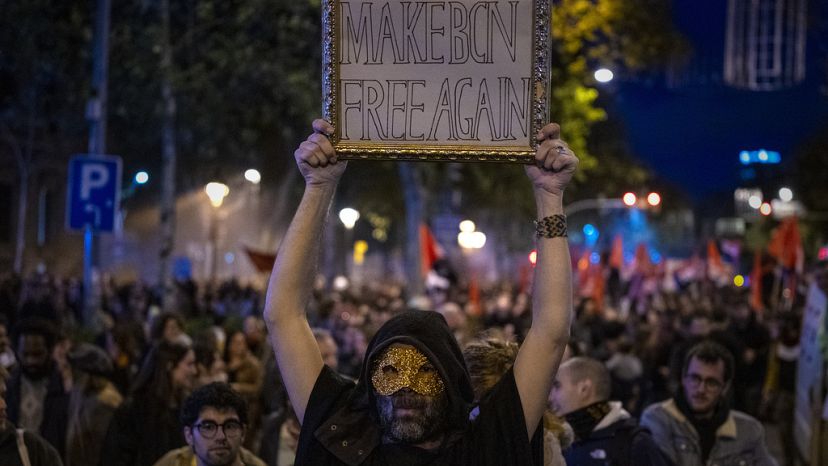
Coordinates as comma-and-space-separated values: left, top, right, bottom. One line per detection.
193, 420, 244, 439
684, 373, 724, 391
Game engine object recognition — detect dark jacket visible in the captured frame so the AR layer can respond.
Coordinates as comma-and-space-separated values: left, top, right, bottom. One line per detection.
100, 396, 184, 466
564, 402, 667, 466
5, 366, 69, 458
0, 427, 64, 466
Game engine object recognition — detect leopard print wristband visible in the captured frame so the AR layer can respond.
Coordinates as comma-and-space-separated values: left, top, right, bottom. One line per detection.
534, 214, 567, 239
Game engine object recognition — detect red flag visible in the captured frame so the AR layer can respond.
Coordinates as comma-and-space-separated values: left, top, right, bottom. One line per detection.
468, 274, 481, 317
592, 264, 606, 311
768, 217, 802, 270
244, 247, 276, 273
609, 235, 623, 270
707, 240, 723, 269
419, 223, 443, 277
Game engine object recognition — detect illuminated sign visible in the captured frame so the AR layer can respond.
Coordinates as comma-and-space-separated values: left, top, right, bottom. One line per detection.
739, 149, 781, 165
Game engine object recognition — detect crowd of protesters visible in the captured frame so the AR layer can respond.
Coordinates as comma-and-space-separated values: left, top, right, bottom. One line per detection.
0, 251, 823, 465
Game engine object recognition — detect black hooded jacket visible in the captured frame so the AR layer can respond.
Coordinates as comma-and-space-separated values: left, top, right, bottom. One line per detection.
295, 310, 542, 466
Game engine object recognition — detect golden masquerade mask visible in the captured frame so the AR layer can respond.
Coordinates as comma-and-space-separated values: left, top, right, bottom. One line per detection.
371, 346, 445, 397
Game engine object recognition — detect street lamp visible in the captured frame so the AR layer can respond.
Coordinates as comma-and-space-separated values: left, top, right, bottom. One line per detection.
622, 192, 637, 207
244, 169, 261, 185
338, 208, 359, 276
594, 68, 614, 83
457, 220, 486, 250
647, 192, 661, 207
205, 182, 229, 207
339, 208, 360, 230
134, 171, 149, 185
205, 181, 229, 282
778, 187, 793, 202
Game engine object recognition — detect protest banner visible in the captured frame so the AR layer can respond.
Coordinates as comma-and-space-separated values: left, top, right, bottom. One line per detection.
321, 0, 551, 162
795, 283, 827, 464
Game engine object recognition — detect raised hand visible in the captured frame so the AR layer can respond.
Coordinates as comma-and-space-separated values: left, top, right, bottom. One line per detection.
525, 123, 578, 196
294, 119, 347, 186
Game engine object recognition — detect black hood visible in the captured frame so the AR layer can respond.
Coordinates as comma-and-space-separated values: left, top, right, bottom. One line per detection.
351, 310, 474, 431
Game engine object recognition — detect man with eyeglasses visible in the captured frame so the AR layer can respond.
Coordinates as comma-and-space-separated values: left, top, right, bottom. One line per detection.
641, 341, 777, 466
153, 383, 266, 466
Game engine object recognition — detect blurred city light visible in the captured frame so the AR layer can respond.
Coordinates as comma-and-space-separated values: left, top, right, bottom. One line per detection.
778, 187, 793, 202
647, 192, 661, 207
459, 220, 476, 233
759, 202, 772, 216
332, 275, 349, 291
528, 249, 537, 266
458, 231, 486, 249
590, 252, 601, 264
594, 68, 614, 83
354, 240, 368, 265
623, 192, 637, 206
134, 171, 149, 184
818, 246, 828, 261
583, 224, 597, 237
739, 149, 781, 165
244, 169, 261, 184
205, 182, 230, 207
733, 275, 745, 287
224, 252, 235, 264
748, 195, 763, 209
339, 207, 360, 229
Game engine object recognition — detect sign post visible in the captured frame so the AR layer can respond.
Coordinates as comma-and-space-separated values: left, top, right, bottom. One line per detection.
66, 155, 121, 326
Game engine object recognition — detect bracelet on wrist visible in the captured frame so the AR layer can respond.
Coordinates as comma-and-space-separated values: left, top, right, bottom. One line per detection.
534, 214, 567, 239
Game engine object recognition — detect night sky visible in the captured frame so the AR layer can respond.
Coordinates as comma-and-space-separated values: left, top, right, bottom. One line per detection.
609, 0, 828, 204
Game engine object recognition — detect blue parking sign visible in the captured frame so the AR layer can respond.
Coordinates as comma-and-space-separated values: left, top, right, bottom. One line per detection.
67, 155, 122, 232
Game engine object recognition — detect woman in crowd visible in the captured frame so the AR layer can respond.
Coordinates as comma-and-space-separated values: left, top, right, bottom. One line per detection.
101, 340, 197, 466
65, 343, 123, 466
225, 329, 263, 449
463, 336, 571, 466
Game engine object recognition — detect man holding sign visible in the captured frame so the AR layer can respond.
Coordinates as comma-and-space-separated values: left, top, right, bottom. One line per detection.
263, 117, 576, 465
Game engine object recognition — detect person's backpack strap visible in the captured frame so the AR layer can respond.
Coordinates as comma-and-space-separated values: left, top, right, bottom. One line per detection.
16, 429, 33, 466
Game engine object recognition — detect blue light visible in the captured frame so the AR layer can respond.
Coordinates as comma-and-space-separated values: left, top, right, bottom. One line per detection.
624, 253, 634, 264
738, 149, 781, 165
590, 252, 601, 264
134, 171, 149, 184
583, 224, 597, 237
650, 250, 662, 264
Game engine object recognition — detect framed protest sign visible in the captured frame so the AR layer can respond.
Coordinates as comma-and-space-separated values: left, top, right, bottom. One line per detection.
321, 0, 551, 162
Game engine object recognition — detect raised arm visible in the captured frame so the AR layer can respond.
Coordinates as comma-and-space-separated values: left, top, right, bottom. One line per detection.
263, 119, 345, 423
513, 123, 577, 438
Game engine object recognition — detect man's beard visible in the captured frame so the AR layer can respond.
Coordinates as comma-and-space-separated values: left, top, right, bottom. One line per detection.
376, 391, 448, 444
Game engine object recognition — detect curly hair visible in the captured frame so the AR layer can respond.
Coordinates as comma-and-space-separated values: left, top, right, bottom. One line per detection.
180, 382, 248, 427
463, 335, 570, 445
462, 337, 519, 403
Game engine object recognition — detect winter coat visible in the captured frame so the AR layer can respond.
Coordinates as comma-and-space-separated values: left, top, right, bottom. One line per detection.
640, 398, 778, 466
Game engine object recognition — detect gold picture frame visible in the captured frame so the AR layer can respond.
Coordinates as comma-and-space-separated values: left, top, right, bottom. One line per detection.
322, 0, 551, 163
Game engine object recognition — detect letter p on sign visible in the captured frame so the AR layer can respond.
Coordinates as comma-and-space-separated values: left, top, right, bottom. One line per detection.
80, 164, 110, 200
67, 155, 122, 232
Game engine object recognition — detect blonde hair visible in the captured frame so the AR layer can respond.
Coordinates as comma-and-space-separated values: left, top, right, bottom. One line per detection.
463, 335, 571, 447
462, 337, 519, 402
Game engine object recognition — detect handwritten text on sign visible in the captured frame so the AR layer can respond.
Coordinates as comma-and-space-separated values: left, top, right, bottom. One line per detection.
338, 1, 533, 145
